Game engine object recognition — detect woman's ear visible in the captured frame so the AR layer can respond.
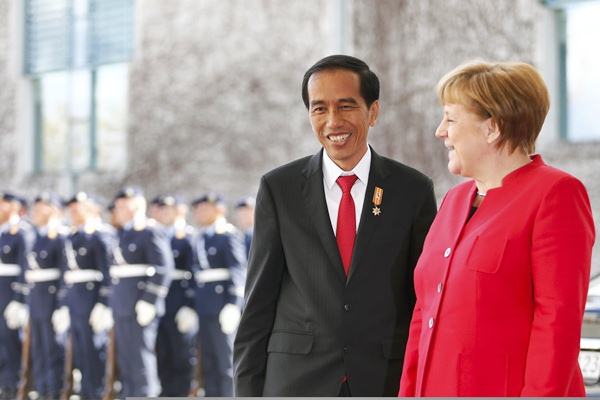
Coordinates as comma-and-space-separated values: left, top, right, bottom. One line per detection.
485, 118, 501, 144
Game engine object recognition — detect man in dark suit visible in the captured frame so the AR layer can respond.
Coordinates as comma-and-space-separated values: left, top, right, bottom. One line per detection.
233, 55, 437, 396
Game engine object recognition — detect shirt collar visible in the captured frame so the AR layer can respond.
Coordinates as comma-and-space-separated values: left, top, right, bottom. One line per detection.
322, 146, 371, 190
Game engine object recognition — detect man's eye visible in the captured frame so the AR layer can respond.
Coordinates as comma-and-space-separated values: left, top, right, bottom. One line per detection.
311, 107, 325, 113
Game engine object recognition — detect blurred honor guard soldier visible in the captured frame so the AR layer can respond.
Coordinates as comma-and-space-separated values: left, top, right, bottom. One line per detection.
27, 192, 68, 400
106, 187, 173, 397
0, 192, 32, 400
234, 197, 255, 257
191, 193, 247, 397
153, 195, 198, 396
61, 192, 112, 399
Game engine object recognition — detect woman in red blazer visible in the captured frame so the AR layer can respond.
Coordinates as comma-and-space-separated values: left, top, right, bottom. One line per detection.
399, 61, 596, 396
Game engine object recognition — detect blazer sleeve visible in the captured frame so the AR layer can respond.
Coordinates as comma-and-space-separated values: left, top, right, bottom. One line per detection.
233, 176, 285, 396
521, 177, 595, 395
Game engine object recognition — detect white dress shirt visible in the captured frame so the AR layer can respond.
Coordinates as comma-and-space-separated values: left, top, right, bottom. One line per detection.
322, 146, 371, 234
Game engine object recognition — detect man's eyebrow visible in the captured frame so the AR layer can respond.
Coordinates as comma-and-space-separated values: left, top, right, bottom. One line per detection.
339, 97, 359, 104
309, 98, 360, 107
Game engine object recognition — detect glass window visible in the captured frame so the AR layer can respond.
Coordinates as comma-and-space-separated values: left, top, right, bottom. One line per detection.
563, 1, 600, 141
96, 63, 128, 171
24, 0, 133, 174
545, 0, 600, 141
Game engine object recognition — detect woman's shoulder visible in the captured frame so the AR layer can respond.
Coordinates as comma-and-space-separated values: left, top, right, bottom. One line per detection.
530, 160, 588, 196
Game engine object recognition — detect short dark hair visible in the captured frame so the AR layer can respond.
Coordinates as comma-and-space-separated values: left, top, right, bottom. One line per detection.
301, 55, 380, 109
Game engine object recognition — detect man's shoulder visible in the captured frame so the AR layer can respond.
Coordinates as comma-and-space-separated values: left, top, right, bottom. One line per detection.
262, 154, 316, 182
378, 154, 432, 187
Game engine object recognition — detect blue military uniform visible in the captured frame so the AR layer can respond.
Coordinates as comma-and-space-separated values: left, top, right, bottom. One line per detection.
154, 196, 197, 396
235, 196, 255, 257
109, 188, 173, 397
27, 193, 68, 399
192, 195, 247, 397
0, 192, 32, 400
63, 192, 112, 399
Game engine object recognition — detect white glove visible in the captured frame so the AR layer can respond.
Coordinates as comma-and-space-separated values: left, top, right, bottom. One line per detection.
89, 303, 114, 333
175, 306, 199, 334
52, 306, 70, 334
4, 301, 29, 329
219, 303, 241, 335
135, 300, 156, 327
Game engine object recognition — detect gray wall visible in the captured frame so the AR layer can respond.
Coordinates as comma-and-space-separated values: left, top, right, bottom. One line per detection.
0, 0, 597, 271
124, 0, 332, 201
0, 0, 17, 184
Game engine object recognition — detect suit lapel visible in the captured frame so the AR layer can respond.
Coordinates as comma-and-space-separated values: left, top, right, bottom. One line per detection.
347, 149, 390, 283
301, 150, 346, 283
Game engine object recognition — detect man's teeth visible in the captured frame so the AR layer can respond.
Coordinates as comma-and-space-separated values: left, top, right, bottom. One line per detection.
329, 133, 350, 143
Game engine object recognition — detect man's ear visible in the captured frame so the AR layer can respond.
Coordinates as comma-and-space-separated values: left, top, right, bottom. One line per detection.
368, 100, 380, 127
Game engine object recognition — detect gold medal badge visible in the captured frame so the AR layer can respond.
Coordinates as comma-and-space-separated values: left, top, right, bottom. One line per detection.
372, 186, 383, 216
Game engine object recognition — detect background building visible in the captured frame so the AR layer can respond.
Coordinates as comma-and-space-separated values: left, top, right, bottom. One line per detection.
0, 0, 598, 271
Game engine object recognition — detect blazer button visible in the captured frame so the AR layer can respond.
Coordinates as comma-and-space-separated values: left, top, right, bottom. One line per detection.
343, 345, 350, 353
428, 317, 434, 329
437, 282, 443, 293
344, 304, 351, 312
443, 248, 451, 258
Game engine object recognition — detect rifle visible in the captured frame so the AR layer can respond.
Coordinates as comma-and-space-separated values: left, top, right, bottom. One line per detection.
188, 335, 205, 396
102, 327, 118, 400
17, 322, 32, 400
59, 333, 74, 400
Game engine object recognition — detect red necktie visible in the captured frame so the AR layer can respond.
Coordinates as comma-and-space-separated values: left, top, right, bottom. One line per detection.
336, 175, 358, 276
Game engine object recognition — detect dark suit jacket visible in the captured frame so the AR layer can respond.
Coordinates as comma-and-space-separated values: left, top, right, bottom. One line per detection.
233, 147, 436, 396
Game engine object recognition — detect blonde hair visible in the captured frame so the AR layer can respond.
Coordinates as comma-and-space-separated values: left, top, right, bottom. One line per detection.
437, 61, 550, 154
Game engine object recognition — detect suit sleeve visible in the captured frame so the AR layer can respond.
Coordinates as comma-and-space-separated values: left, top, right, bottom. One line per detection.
14, 229, 33, 304
408, 178, 437, 273
224, 229, 248, 307
57, 235, 70, 308
521, 177, 595, 395
399, 298, 423, 396
399, 180, 438, 396
140, 228, 174, 306
233, 176, 285, 396
183, 234, 197, 308
95, 231, 114, 306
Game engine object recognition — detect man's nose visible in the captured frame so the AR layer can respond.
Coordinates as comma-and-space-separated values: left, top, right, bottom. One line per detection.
326, 109, 343, 129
